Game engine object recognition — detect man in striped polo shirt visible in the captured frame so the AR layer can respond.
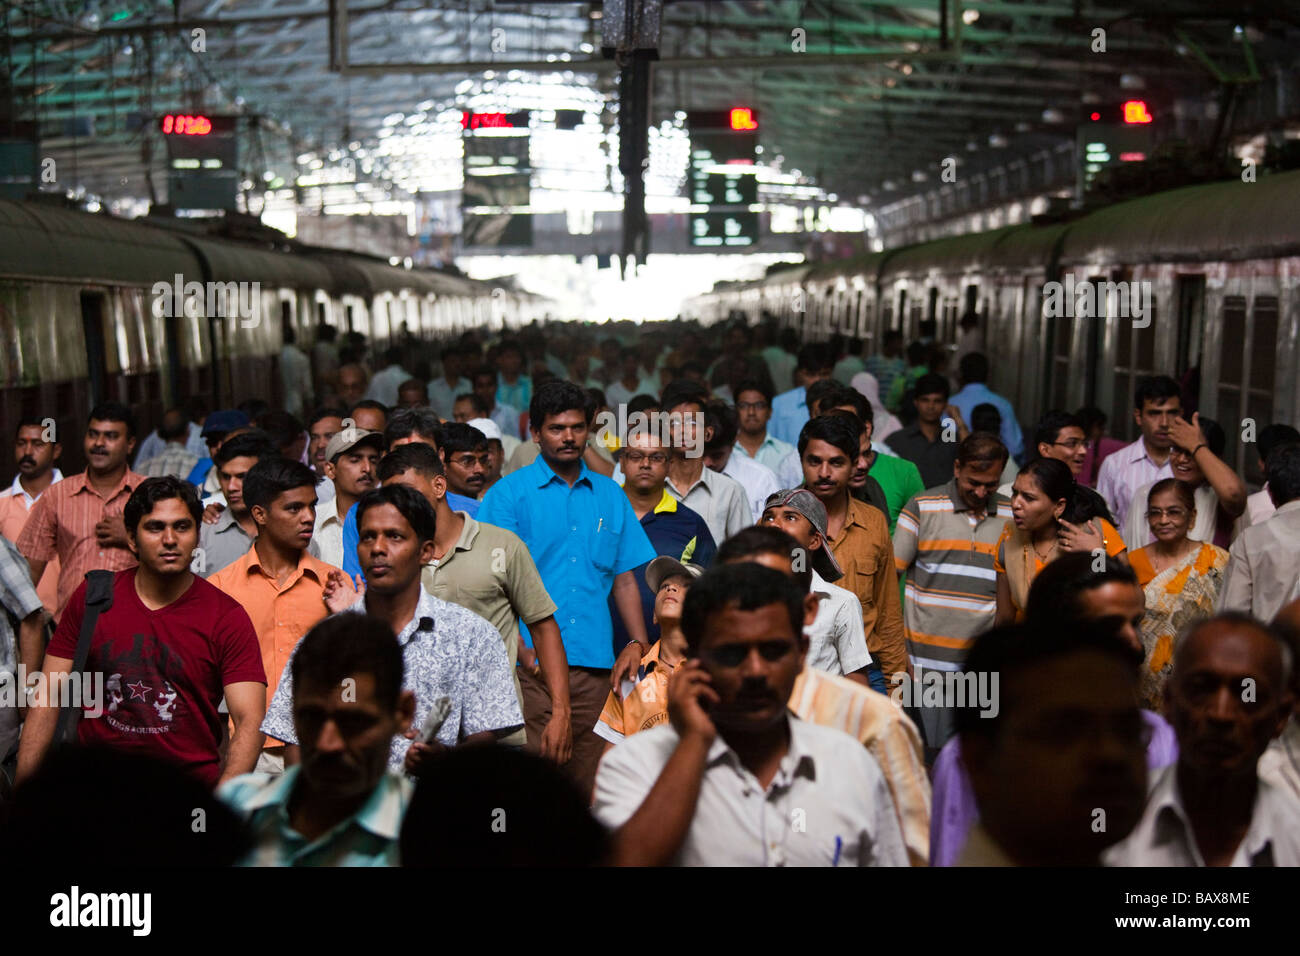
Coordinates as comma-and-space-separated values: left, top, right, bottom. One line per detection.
893, 432, 1011, 760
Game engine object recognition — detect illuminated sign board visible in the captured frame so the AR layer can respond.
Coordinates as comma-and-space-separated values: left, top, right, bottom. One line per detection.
159, 114, 238, 210
688, 109, 760, 248
461, 111, 531, 131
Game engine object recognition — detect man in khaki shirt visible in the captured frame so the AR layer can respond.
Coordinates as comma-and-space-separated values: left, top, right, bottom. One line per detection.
798, 415, 908, 688
376, 443, 573, 761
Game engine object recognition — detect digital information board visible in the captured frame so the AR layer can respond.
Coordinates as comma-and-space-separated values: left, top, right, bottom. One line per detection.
160, 114, 239, 210
688, 110, 759, 248
462, 111, 533, 248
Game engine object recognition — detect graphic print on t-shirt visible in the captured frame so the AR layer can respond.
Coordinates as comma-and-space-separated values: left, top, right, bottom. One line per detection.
95, 632, 188, 736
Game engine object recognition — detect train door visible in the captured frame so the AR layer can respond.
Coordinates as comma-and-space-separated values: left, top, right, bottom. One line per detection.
162, 311, 182, 408
80, 291, 109, 408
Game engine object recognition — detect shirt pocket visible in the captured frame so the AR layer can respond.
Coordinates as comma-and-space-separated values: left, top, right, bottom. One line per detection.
590, 519, 620, 573
845, 554, 878, 609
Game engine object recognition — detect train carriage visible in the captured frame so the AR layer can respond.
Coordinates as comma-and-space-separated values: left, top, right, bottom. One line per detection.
688, 169, 1300, 477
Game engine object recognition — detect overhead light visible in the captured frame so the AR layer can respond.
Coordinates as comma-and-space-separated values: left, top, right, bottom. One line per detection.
1041, 108, 1065, 123
962, 8, 979, 24
988, 133, 1008, 148
1119, 73, 1145, 90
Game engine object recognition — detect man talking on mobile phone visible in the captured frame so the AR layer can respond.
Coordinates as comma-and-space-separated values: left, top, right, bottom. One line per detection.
592, 562, 908, 866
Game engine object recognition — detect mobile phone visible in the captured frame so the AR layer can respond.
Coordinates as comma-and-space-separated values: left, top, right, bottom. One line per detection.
417, 696, 452, 744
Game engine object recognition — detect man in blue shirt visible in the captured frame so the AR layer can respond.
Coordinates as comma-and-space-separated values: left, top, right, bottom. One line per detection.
479, 380, 656, 794
768, 343, 834, 446
220, 613, 415, 866
948, 352, 1025, 463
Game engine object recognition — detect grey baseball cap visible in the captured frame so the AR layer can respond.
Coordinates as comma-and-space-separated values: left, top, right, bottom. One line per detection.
761, 488, 845, 583
645, 555, 705, 594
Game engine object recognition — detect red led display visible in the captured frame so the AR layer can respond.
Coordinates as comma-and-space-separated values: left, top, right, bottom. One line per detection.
729, 108, 758, 131
1122, 100, 1153, 124
461, 111, 521, 130
160, 114, 214, 136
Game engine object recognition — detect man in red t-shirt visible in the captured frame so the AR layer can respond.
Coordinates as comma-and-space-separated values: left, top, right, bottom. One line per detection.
17, 476, 266, 789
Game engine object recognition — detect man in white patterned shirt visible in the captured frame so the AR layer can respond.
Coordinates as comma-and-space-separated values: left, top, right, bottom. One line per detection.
262, 485, 522, 772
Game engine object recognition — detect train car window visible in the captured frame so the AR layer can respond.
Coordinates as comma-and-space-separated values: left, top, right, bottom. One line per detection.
927, 287, 939, 325
1241, 295, 1280, 472
1174, 276, 1206, 376
896, 290, 908, 336
0, 285, 20, 387
964, 284, 978, 317
345, 304, 355, 333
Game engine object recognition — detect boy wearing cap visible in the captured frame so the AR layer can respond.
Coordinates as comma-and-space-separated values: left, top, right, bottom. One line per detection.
759, 489, 873, 686
595, 557, 701, 753
309, 428, 383, 568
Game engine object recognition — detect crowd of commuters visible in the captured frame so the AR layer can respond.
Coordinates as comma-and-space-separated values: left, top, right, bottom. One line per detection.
0, 313, 1297, 868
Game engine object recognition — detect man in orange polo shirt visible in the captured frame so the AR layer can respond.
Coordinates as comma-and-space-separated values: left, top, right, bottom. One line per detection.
211, 457, 354, 773
17, 402, 144, 620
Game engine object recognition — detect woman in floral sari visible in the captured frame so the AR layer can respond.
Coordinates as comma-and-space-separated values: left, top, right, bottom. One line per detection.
1129, 478, 1229, 711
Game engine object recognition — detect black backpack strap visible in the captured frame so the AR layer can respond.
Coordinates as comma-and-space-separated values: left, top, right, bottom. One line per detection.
53, 570, 116, 746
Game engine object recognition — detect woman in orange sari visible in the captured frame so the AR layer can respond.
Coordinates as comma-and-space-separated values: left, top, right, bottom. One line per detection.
994, 458, 1127, 624
1128, 478, 1229, 711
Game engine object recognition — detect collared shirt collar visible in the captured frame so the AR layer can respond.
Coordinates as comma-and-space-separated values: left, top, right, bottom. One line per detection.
241, 766, 408, 842
451, 511, 480, 551
652, 489, 678, 514
705, 714, 818, 785
213, 505, 252, 535
1276, 499, 1300, 517
70, 468, 141, 500
245, 543, 323, 586
842, 494, 876, 531
5, 469, 63, 504
1124, 436, 1164, 466
530, 454, 592, 490
666, 465, 714, 499
810, 568, 832, 598
351, 586, 439, 648
1146, 766, 1282, 866
316, 497, 341, 526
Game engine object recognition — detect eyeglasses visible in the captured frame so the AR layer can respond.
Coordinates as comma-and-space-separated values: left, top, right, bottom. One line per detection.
1050, 439, 1091, 451
623, 451, 669, 465
449, 454, 491, 468
1146, 507, 1189, 520
704, 641, 796, 668
737, 402, 768, 412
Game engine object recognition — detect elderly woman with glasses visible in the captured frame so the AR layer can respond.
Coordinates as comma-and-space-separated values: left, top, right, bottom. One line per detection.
1128, 478, 1230, 711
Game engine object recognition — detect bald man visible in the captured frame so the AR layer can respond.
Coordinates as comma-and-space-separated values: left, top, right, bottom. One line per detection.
1107, 614, 1300, 866
1258, 599, 1300, 805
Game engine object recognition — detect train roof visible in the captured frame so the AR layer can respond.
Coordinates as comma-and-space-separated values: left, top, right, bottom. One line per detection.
178, 232, 336, 290
0, 199, 199, 284
880, 225, 1021, 279
1059, 169, 1300, 265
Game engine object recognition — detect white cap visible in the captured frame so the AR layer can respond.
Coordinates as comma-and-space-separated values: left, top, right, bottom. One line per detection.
467, 417, 504, 442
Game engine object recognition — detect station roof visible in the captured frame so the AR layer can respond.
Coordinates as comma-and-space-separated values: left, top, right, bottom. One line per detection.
6, 2, 1297, 210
